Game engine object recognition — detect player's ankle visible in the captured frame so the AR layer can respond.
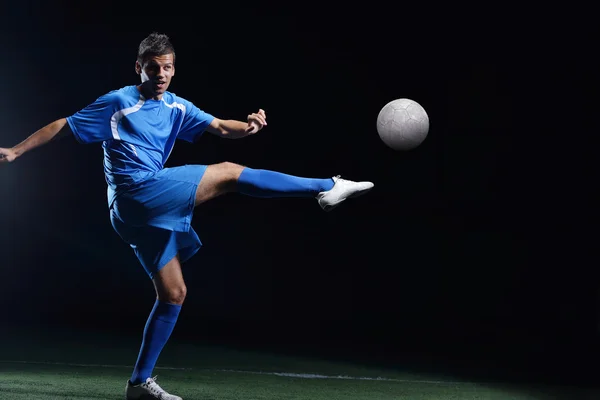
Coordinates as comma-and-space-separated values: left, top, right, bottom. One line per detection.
129, 378, 144, 386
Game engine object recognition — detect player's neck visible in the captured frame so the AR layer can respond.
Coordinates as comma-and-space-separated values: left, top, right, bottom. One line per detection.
136, 84, 163, 101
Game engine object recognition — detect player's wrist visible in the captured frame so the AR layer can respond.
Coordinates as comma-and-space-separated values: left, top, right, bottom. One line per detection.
12, 146, 24, 159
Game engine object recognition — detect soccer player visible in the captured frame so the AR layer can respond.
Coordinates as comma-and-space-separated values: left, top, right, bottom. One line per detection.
0, 32, 374, 400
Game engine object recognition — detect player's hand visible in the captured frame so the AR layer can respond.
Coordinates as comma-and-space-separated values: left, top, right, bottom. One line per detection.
0, 147, 17, 163
245, 109, 267, 134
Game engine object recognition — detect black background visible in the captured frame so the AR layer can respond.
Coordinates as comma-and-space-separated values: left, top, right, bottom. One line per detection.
1, 0, 597, 384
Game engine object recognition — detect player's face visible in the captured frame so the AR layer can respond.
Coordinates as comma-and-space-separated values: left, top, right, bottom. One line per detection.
136, 53, 175, 99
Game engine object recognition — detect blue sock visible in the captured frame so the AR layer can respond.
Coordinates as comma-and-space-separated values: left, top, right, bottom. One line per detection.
130, 300, 181, 385
237, 168, 334, 198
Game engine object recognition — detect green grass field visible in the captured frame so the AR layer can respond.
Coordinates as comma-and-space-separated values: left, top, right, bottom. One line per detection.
0, 326, 598, 400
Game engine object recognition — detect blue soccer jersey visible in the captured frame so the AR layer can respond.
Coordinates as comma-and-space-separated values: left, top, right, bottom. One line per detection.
66, 85, 215, 208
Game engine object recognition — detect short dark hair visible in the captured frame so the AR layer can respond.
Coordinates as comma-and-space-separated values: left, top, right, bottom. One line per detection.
137, 32, 176, 64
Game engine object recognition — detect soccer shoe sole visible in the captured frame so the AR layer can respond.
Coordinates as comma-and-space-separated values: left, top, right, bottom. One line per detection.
126, 395, 181, 400
320, 185, 374, 212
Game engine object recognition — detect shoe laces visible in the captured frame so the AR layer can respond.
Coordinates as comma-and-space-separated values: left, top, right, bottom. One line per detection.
143, 376, 166, 396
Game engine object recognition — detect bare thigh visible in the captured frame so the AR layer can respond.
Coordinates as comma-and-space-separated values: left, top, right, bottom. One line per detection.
195, 162, 245, 206
153, 254, 187, 305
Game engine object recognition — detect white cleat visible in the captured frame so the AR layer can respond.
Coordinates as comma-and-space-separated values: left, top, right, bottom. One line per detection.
317, 175, 374, 212
126, 376, 182, 400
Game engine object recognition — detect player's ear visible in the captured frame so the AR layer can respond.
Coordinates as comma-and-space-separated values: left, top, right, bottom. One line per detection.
135, 61, 142, 75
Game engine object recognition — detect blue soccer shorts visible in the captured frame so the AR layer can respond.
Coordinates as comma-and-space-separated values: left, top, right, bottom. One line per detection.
109, 165, 208, 278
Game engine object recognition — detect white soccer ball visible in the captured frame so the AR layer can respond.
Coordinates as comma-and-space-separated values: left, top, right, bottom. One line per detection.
376, 98, 429, 151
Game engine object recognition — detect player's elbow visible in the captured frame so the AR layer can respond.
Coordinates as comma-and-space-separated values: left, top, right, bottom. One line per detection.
217, 127, 230, 137
207, 118, 229, 137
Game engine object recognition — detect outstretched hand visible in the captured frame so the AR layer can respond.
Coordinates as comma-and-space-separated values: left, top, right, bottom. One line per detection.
0, 147, 17, 163
245, 109, 267, 134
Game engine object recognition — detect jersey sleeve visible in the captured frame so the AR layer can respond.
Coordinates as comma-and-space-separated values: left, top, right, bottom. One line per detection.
176, 98, 215, 143
66, 92, 119, 144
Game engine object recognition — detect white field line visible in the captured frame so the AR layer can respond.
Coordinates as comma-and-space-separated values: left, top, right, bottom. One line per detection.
0, 360, 464, 385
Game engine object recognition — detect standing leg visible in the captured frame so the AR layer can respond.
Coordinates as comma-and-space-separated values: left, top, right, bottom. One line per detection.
126, 255, 185, 400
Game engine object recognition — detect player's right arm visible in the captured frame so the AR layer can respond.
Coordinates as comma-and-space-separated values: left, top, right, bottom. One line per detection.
0, 118, 73, 163
1, 90, 123, 163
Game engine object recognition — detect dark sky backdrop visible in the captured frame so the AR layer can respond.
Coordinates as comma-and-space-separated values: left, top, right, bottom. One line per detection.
0, 1, 597, 361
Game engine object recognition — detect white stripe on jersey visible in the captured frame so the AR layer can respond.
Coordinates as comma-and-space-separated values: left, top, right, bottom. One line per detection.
162, 98, 186, 112
110, 95, 145, 140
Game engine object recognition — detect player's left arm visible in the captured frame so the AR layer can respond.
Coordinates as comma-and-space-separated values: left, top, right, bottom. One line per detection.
206, 109, 267, 139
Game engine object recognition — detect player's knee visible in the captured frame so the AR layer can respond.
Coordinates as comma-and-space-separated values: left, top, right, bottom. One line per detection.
218, 161, 245, 190
196, 162, 246, 204
220, 162, 244, 178
159, 284, 187, 305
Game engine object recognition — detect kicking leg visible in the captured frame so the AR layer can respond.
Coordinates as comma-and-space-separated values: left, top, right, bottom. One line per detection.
194, 162, 374, 211
126, 255, 185, 400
